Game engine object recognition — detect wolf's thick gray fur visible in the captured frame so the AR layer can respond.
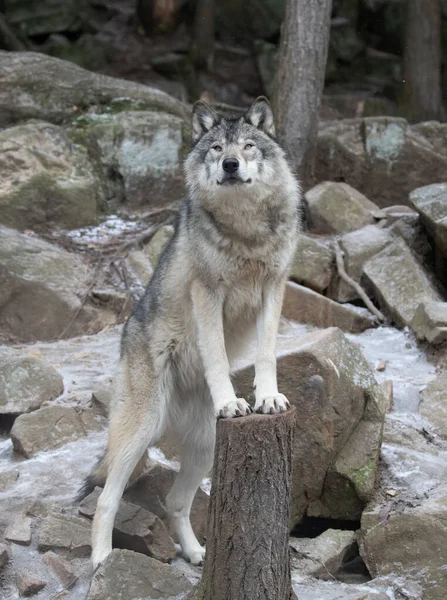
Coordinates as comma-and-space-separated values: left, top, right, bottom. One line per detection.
84, 97, 301, 568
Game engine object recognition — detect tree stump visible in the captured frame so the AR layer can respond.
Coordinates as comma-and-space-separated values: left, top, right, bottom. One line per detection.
188, 408, 297, 600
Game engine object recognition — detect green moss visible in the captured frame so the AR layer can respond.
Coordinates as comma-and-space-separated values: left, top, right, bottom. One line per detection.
348, 458, 377, 500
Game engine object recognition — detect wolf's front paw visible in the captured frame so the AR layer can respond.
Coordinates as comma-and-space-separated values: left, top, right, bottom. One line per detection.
185, 545, 206, 566
217, 398, 253, 419
255, 393, 290, 414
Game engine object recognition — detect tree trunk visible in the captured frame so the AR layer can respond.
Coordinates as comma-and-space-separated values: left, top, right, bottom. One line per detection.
273, 0, 333, 187
402, 0, 443, 122
190, 0, 216, 71
188, 409, 297, 600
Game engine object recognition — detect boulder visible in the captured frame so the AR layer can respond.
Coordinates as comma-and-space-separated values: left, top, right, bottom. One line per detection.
16, 573, 46, 597
124, 463, 209, 545
316, 118, 447, 208
0, 51, 187, 126
409, 183, 447, 285
79, 487, 176, 563
234, 327, 385, 524
419, 373, 447, 439
11, 405, 105, 458
86, 549, 192, 600
330, 225, 393, 303
360, 484, 447, 600
304, 182, 378, 234
411, 301, 447, 344
0, 120, 103, 231
0, 347, 63, 415
38, 511, 92, 557
125, 250, 154, 289
282, 282, 377, 334
0, 227, 121, 342
290, 529, 356, 579
5, 513, 32, 545
290, 234, 334, 294
0, 470, 19, 492
363, 239, 441, 328
71, 112, 186, 208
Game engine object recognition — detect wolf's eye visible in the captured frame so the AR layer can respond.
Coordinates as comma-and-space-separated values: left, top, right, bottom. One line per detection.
212, 144, 222, 152
245, 143, 254, 150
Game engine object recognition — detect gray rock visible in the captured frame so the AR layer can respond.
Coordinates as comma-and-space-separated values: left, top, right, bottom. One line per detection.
316, 118, 447, 208
38, 511, 91, 557
330, 225, 393, 303
80, 487, 176, 563
86, 549, 192, 600
411, 301, 447, 344
409, 183, 447, 286
0, 470, 19, 491
419, 373, 447, 439
290, 234, 334, 294
124, 464, 209, 546
0, 227, 121, 342
125, 250, 154, 289
5, 513, 32, 545
282, 282, 377, 334
363, 239, 441, 328
11, 405, 105, 458
234, 327, 385, 524
304, 181, 378, 234
360, 484, 447, 600
16, 572, 46, 597
0, 347, 63, 415
71, 112, 185, 208
42, 552, 77, 588
0, 51, 187, 126
4, 0, 82, 36
0, 543, 8, 571
290, 529, 356, 579
0, 121, 103, 230
144, 225, 175, 268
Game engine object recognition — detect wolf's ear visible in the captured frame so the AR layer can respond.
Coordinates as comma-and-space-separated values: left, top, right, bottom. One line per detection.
192, 101, 219, 143
245, 96, 275, 136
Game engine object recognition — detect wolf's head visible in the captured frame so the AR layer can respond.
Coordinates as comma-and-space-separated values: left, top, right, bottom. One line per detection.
184, 97, 290, 201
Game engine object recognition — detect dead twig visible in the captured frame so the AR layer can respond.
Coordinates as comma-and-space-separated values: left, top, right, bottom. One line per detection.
332, 240, 385, 322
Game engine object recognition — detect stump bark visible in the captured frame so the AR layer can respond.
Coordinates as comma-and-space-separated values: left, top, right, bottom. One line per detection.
188, 408, 297, 600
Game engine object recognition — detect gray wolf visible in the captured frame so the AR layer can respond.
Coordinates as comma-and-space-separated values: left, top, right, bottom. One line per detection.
79, 96, 301, 568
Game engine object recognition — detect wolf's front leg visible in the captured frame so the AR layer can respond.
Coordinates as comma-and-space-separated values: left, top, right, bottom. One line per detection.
254, 280, 290, 414
191, 281, 252, 418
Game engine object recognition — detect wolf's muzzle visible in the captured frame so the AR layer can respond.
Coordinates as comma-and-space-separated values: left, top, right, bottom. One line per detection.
222, 158, 239, 173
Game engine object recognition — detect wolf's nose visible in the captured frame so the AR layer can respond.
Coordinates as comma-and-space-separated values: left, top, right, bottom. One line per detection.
222, 158, 239, 173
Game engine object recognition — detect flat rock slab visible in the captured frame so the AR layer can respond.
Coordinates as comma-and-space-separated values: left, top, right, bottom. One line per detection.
282, 281, 377, 333
38, 511, 92, 557
42, 552, 77, 588
363, 238, 440, 328
0, 470, 19, 491
290, 529, 356, 579
0, 346, 63, 415
419, 372, 447, 439
11, 405, 105, 458
5, 513, 32, 545
80, 487, 176, 562
0, 543, 9, 571
86, 549, 192, 600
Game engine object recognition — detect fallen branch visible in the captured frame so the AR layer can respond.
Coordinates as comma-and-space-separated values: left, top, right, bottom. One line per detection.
332, 240, 385, 322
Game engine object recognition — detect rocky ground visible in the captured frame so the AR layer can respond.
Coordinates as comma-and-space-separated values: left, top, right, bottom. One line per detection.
1, 52, 447, 600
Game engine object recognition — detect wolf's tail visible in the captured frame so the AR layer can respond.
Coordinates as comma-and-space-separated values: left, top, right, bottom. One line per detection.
75, 452, 108, 503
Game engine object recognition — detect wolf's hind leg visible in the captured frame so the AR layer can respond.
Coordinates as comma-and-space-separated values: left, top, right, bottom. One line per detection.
91, 358, 165, 569
166, 398, 215, 565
